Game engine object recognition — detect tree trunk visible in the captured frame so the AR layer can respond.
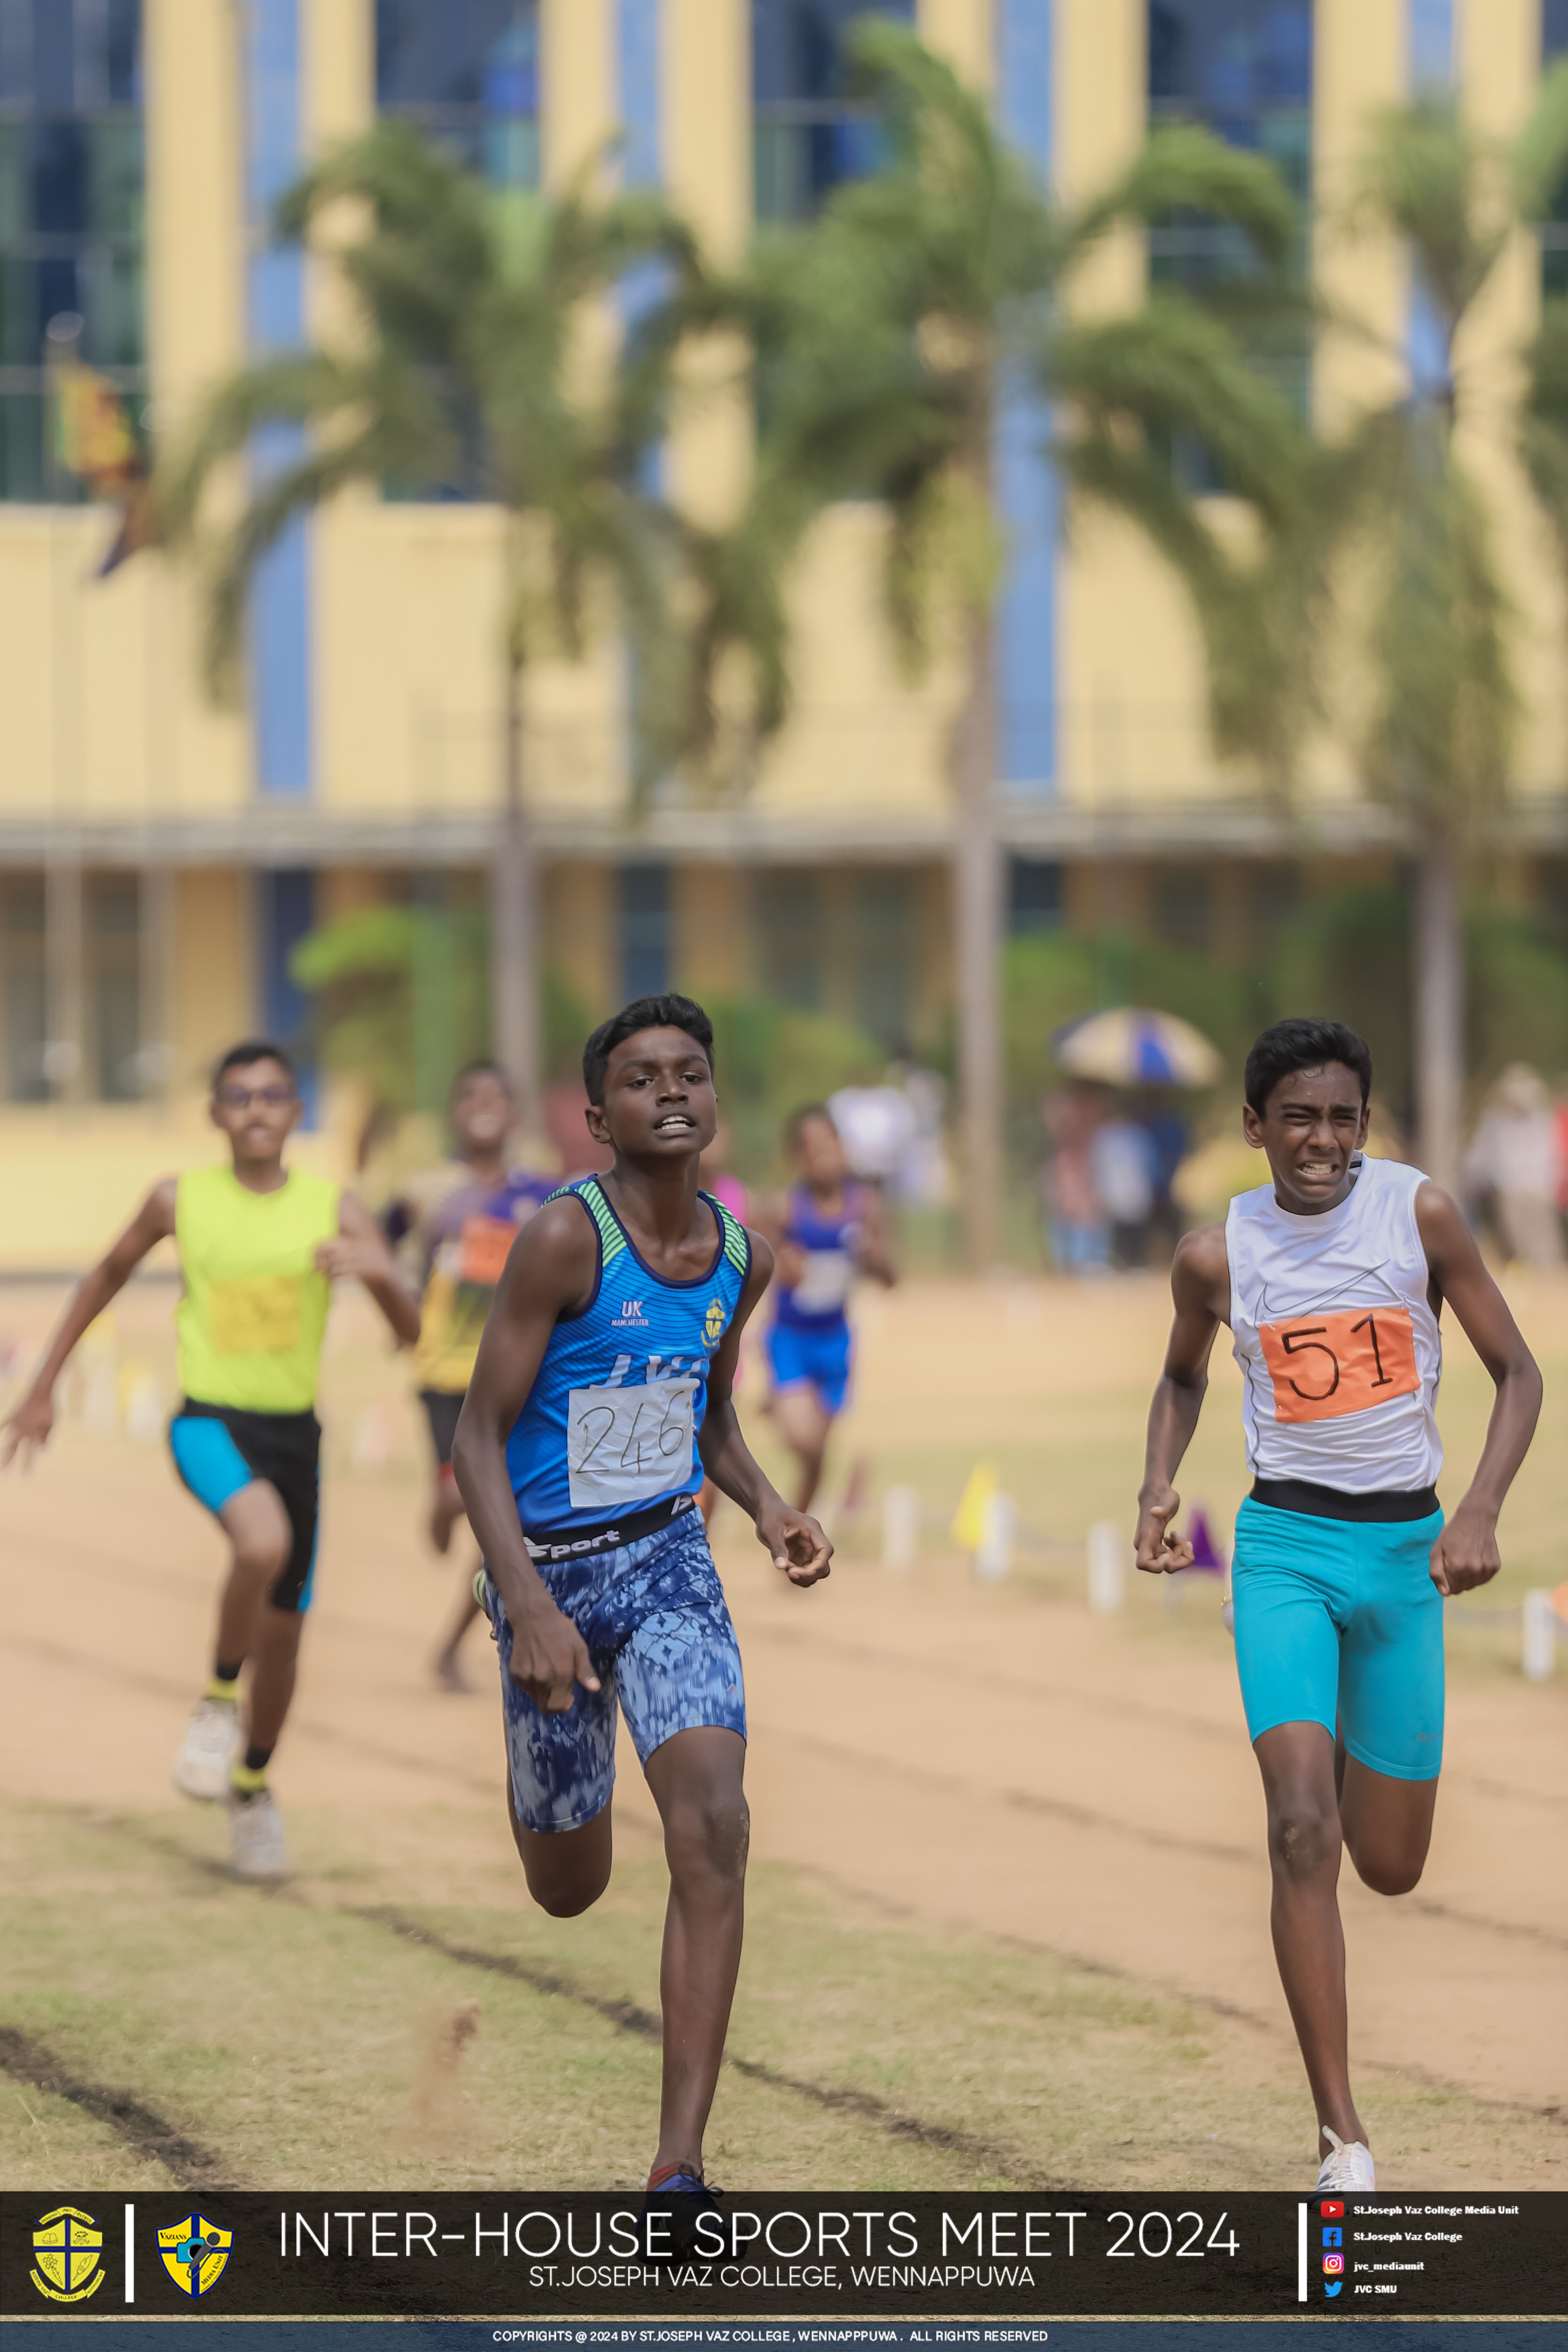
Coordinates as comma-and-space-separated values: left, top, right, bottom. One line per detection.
489, 658, 542, 1124
1412, 837, 1463, 1193
953, 604, 1003, 1270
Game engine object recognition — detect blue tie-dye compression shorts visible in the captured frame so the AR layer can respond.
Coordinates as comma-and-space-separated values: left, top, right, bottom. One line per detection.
482, 1509, 748, 1834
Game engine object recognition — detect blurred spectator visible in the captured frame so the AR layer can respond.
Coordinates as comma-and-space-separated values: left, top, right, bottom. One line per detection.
699, 1120, 749, 1224
1091, 1112, 1159, 1270
1134, 1086, 1191, 1265
828, 1077, 918, 1188
1040, 1081, 1110, 1273
889, 1064, 952, 1208
1462, 1064, 1565, 1269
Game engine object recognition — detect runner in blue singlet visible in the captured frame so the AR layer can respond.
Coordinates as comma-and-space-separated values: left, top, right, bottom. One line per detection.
760, 1102, 897, 1510
453, 994, 831, 2228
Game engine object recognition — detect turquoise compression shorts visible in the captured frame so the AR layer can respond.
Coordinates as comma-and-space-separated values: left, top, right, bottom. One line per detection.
1231, 1495, 1445, 1782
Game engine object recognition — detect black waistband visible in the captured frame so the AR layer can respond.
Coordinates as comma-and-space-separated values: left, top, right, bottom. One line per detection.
1250, 1477, 1439, 1524
523, 1490, 697, 1563
177, 1396, 320, 1434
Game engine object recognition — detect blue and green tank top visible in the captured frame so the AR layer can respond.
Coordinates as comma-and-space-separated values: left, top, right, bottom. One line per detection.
506, 1176, 751, 1539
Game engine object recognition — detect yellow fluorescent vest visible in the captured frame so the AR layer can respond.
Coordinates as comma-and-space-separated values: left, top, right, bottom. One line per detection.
175, 1165, 341, 1414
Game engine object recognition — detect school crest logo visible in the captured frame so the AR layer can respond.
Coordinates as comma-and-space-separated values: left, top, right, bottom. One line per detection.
30, 2206, 104, 2302
704, 1297, 725, 1347
158, 2214, 233, 2297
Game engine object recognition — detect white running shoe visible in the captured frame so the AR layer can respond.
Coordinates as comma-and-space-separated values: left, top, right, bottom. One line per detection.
1318, 2126, 1376, 2192
172, 1699, 240, 1801
227, 1789, 288, 1881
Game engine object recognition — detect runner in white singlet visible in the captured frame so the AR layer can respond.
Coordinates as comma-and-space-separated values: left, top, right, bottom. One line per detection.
1133, 1020, 1542, 2192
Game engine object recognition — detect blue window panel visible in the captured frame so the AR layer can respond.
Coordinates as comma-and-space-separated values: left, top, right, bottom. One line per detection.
618, 0, 661, 189
376, 0, 540, 186
1409, 0, 1451, 91
619, 863, 671, 1001
259, 867, 318, 1123
996, 0, 1055, 790
1407, 0, 1451, 368
245, 0, 312, 798
752, 0, 915, 222
0, 0, 146, 502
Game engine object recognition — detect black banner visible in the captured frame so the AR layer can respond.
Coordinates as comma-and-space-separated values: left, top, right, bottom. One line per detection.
5, 2193, 1563, 2321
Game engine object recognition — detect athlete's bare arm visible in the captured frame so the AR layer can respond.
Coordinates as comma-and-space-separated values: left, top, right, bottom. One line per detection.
753, 1190, 803, 1287
315, 1188, 421, 1348
699, 1233, 832, 1586
853, 1188, 898, 1287
0, 1178, 178, 1467
451, 1197, 602, 1712
1134, 1221, 1231, 1575
1414, 1183, 1543, 1597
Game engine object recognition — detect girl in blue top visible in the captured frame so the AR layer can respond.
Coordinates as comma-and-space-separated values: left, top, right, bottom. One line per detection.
453, 994, 830, 2224
761, 1102, 897, 1510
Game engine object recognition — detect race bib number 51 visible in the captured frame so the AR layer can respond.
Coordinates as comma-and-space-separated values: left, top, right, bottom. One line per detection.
1259, 1305, 1420, 1423
567, 1376, 697, 1510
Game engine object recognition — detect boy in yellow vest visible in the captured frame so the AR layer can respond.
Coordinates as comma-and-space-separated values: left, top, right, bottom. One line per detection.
1, 1039, 420, 1879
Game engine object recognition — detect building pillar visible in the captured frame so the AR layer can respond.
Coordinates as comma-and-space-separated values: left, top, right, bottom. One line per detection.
139, 862, 176, 1106
45, 857, 86, 1105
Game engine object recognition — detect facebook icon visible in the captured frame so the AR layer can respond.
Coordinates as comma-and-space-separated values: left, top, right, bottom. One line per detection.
1322, 2227, 1343, 2247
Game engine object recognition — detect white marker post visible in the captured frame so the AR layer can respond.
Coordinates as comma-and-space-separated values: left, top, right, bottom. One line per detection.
881, 1484, 921, 1572
975, 1490, 1014, 1583
1522, 1589, 1556, 1682
1086, 1520, 1126, 1614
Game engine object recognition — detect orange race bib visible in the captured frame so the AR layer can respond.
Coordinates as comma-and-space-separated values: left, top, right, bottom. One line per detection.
457, 1214, 515, 1287
1258, 1305, 1420, 1423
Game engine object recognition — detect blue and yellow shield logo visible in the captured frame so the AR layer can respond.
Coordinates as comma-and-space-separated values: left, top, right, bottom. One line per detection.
31, 2205, 104, 2302
704, 1297, 725, 1347
158, 2213, 232, 2296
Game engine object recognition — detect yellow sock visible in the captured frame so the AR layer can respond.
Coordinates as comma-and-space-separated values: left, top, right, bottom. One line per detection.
205, 1675, 241, 1706
229, 1758, 267, 1797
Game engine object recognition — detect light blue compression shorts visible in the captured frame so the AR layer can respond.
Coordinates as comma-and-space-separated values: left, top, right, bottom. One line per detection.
1231, 1494, 1445, 1782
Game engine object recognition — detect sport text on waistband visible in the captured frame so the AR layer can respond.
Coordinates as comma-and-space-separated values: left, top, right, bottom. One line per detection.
523, 1491, 696, 1562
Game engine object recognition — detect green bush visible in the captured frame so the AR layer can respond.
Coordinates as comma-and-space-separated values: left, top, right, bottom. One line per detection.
704, 996, 887, 1180
289, 906, 589, 1112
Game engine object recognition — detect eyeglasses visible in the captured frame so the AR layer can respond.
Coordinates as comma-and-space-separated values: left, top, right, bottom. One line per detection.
215, 1084, 296, 1110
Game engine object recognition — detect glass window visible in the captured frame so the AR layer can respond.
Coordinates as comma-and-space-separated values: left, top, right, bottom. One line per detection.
2, 877, 47, 1100
757, 869, 823, 1009
376, 0, 540, 188
752, 0, 914, 222
1009, 857, 1064, 935
618, 862, 670, 1000
850, 868, 913, 1048
0, 0, 144, 501
89, 872, 140, 1100
1147, 1, 1312, 436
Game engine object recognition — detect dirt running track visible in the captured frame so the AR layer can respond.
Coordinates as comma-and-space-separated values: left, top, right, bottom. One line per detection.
0, 1274, 1564, 2183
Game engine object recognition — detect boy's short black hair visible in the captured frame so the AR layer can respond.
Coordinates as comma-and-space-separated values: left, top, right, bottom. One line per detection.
582, 995, 714, 1105
452, 1058, 513, 1094
785, 1102, 836, 1151
1244, 1018, 1372, 1117
212, 1038, 296, 1088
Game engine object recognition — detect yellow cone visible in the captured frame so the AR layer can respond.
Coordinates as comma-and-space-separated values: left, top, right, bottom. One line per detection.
950, 1461, 999, 1554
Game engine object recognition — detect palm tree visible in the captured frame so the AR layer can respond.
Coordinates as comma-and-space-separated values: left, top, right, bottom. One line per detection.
160, 124, 696, 1117
1066, 80, 1568, 1189
670, 26, 1295, 1265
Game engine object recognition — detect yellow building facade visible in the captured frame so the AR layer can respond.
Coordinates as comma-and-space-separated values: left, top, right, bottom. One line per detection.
1, 0, 1566, 1197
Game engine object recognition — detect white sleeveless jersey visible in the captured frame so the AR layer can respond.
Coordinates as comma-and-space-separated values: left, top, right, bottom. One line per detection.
1226, 1156, 1443, 1494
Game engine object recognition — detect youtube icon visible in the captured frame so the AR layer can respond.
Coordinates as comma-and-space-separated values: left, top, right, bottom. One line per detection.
1320, 2200, 1345, 2218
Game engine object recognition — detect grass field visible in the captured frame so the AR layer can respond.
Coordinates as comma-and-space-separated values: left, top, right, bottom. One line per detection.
1, 1266, 1565, 2196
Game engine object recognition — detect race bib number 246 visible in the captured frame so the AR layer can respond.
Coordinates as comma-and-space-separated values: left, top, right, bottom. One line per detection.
567, 1376, 697, 1510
